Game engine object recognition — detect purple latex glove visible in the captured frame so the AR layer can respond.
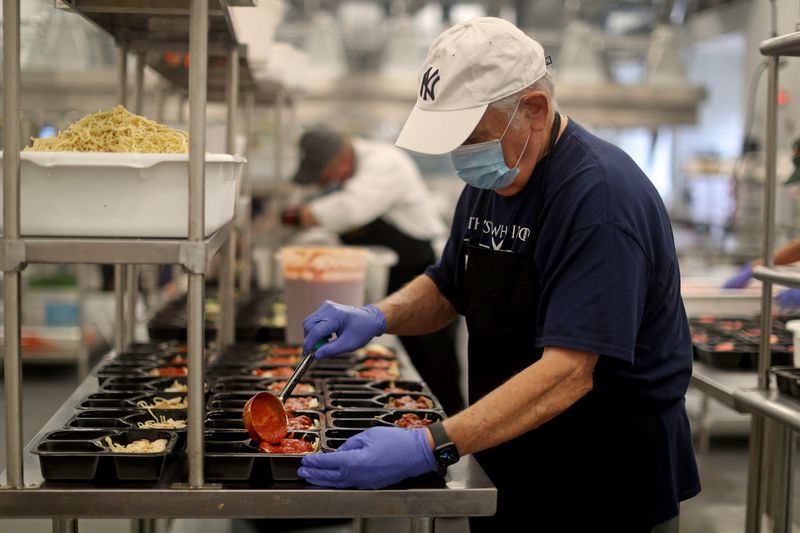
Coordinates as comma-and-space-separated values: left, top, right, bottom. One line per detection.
298, 426, 437, 489
723, 263, 754, 289
777, 288, 800, 311
302, 300, 387, 359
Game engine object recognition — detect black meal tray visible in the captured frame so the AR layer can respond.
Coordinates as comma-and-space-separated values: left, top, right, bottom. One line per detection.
204, 430, 320, 482
99, 376, 189, 393
65, 409, 188, 448
694, 343, 794, 370
323, 378, 429, 395
34, 429, 178, 482
76, 391, 188, 411
771, 367, 800, 398
324, 391, 439, 411
205, 392, 324, 412
204, 409, 324, 431
212, 376, 320, 394
324, 409, 443, 430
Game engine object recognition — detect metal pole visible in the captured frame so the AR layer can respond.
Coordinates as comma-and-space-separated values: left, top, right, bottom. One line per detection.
3, 0, 23, 490
410, 518, 434, 533
218, 45, 240, 346
76, 265, 90, 379
112, 40, 130, 356
117, 42, 128, 107
52, 519, 78, 533
187, 0, 208, 488
772, 427, 794, 533
239, 90, 256, 297
134, 51, 145, 115
126, 265, 138, 346
114, 265, 127, 353
745, 53, 781, 533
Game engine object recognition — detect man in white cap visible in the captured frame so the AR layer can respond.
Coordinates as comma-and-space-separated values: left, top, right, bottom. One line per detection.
298, 17, 699, 532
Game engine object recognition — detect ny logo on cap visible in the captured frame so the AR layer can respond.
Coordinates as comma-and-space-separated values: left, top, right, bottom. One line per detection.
420, 66, 441, 101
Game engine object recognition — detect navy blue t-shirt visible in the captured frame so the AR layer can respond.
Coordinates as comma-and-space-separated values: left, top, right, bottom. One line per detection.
426, 119, 700, 523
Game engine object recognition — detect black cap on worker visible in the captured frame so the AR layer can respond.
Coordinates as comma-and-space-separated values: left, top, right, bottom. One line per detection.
292, 126, 344, 185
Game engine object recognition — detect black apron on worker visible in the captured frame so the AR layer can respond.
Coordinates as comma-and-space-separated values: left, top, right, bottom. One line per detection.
465, 114, 664, 532
341, 218, 465, 415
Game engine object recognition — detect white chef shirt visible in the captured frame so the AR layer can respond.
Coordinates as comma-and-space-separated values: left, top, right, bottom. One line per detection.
309, 138, 446, 242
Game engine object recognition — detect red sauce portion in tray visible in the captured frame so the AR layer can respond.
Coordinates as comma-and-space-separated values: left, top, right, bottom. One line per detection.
252, 367, 294, 378
262, 356, 300, 365
357, 369, 398, 380
151, 366, 188, 377
285, 397, 317, 411
361, 359, 398, 369
287, 415, 315, 430
267, 381, 315, 393
394, 413, 432, 429
258, 438, 314, 454
389, 395, 433, 409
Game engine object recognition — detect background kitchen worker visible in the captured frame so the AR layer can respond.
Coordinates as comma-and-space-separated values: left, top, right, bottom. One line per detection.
285, 126, 465, 415
724, 136, 800, 309
296, 18, 699, 533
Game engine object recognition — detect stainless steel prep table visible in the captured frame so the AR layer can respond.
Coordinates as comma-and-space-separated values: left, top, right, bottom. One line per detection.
0, 343, 496, 528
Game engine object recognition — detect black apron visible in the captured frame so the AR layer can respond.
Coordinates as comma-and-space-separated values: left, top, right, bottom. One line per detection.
465, 114, 662, 532
341, 218, 466, 415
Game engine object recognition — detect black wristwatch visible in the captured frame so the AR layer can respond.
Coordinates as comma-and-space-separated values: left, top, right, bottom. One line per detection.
428, 422, 460, 470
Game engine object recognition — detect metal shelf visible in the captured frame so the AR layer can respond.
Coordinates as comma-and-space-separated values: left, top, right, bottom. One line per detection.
760, 31, 800, 57
59, 0, 264, 102
690, 361, 756, 411
752, 265, 800, 289
733, 389, 800, 434
20, 222, 232, 269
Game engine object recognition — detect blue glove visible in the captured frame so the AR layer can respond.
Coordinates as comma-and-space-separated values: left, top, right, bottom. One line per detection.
298, 426, 437, 489
303, 300, 387, 359
723, 263, 754, 289
777, 288, 800, 310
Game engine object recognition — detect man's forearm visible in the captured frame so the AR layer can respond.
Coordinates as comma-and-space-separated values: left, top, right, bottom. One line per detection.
375, 275, 458, 336
437, 347, 597, 455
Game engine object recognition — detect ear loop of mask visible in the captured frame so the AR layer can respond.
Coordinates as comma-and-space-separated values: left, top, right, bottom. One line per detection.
502, 97, 531, 169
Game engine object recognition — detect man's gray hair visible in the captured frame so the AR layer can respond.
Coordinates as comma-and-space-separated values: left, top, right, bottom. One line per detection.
488, 70, 557, 125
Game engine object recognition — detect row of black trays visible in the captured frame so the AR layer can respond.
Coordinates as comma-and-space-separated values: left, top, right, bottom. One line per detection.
206, 390, 440, 411
148, 290, 285, 342
37, 341, 444, 485
690, 317, 795, 370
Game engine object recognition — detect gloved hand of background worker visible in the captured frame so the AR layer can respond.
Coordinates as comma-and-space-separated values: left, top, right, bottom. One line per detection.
776, 288, 800, 311
303, 300, 387, 359
298, 426, 437, 489
723, 263, 753, 289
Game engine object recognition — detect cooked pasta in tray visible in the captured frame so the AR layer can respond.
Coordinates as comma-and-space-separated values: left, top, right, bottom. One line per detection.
25, 105, 188, 153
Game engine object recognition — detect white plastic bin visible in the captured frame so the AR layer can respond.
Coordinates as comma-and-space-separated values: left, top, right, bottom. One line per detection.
0, 152, 245, 237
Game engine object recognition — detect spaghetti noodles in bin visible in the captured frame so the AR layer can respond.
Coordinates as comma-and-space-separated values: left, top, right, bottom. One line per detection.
25, 105, 189, 153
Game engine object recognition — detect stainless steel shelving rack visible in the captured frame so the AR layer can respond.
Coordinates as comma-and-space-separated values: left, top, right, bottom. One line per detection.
742, 30, 800, 533
0, 2, 496, 531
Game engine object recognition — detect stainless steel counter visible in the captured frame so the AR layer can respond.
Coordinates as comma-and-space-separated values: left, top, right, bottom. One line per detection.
0, 346, 496, 523
690, 360, 757, 412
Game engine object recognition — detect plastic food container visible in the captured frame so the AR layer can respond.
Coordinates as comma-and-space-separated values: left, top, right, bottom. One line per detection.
278, 247, 368, 344
0, 152, 244, 237
785, 320, 800, 366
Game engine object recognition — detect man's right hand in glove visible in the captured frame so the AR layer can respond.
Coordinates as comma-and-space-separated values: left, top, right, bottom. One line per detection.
303, 300, 387, 359
723, 263, 753, 289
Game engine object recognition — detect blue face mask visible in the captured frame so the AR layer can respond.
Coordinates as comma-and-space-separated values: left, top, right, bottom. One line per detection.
450, 99, 531, 190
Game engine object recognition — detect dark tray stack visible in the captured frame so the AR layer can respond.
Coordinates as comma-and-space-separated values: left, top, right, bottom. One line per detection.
35, 341, 446, 487
771, 367, 800, 399
147, 290, 285, 342
689, 317, 795, 370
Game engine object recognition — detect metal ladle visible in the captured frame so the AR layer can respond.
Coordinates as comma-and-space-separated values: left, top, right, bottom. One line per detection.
243, 339, 326, 444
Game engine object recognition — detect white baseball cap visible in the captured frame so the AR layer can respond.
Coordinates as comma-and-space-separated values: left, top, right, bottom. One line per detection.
396, 17, 549, 155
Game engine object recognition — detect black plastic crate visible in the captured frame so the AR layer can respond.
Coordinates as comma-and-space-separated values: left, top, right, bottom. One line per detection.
203, 430, 321, 482
34, 429, 178, 482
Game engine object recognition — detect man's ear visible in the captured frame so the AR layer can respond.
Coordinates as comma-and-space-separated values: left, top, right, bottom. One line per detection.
520, 91, 550, 132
